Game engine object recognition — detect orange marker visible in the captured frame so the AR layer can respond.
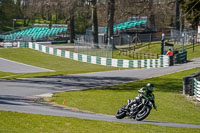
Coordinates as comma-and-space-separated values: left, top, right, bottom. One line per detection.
63, 100, 66, 104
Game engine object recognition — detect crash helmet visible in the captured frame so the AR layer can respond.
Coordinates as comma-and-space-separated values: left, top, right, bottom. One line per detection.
146, 83, 154, 92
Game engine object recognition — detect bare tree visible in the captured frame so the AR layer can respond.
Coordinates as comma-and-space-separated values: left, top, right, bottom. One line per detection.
56, 0, 79, 43
91, 0, 99, 44
107, 0, 115, 47
19, 0, 38, 26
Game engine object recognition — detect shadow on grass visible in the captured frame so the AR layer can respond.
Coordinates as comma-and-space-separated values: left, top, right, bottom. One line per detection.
0, 74, 184, 93
101, 77, 183, 93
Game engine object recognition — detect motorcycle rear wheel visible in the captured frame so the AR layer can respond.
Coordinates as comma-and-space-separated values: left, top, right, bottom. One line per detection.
115, 105, 126, 119
135, 106, 151, 121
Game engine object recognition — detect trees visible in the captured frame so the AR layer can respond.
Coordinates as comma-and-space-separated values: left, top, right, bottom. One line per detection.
180, 0, 200, 30
20, 0, 37, 26
52, 0, 78, 43
0, 0, 16, 30
175, 0, 181, 31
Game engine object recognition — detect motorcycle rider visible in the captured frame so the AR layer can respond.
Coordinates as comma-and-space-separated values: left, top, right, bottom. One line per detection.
126, 83, 157, 111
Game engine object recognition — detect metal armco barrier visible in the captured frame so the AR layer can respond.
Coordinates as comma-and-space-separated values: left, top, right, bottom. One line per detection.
18, 42, 29, 48
27, 42, 170, 68
194, 78, 200, 102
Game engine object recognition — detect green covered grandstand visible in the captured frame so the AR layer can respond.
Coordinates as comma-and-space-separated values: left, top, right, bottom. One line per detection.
104, 20, 147, 33
0, 24, 67, 41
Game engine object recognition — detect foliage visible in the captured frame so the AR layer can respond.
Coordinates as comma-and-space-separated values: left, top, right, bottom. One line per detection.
180, 0, 200, 29
0, 0, 15, 31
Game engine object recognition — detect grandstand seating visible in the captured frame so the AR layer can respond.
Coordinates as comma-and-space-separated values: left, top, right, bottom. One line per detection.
0, 26, 67, 41
104, 20, 146, 33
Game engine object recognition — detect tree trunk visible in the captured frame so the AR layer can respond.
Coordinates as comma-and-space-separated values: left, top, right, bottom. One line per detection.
107, 0, 115, 48
176, 0, 180, 31
55, 13, 58, 24
70, 14, 75, 43
148, 0, 155, 31
23, 17, 26, 27
92, 0, 98, 44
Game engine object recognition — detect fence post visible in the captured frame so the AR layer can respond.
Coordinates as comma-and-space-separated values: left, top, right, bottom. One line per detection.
148, 33, 151, 49
193, 35, 195, 52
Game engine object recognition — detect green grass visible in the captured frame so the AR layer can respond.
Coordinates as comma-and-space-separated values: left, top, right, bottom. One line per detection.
0, 111, 199, 133
114, 41, 200, 60
0, 71, 16, 78
51, 67, 200, 125
0, 71, 24, 79
185, 44, 200, 60
0, 48, 116, 79
113, 42, 160, 60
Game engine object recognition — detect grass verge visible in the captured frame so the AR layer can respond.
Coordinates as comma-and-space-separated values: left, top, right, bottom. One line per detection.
50, 67, 200, 125
0, 111, 199, 133
0, 71, 17, 78
0, 48, 116, 79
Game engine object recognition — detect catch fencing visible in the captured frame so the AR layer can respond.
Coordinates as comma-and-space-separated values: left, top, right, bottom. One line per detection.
74, 40, 113, 58
77, 32, 162, 46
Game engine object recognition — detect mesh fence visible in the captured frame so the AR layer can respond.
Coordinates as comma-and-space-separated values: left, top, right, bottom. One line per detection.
169, 29, 197, 45
74, 40, 113, 58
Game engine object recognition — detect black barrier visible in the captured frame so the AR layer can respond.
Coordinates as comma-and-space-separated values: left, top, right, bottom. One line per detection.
183, 71, 200, 96
174, 51, 187, 64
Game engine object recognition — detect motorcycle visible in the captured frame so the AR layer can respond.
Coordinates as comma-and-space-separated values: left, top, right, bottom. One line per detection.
115, 97, 156, 121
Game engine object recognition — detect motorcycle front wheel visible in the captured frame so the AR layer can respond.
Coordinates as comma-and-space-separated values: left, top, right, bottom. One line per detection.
115, 105, 126, 119
135, 106, 151, 121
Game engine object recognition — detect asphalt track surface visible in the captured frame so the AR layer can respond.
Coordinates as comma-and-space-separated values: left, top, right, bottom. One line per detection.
0, 57, 54, 73
0, 57, 200, 128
